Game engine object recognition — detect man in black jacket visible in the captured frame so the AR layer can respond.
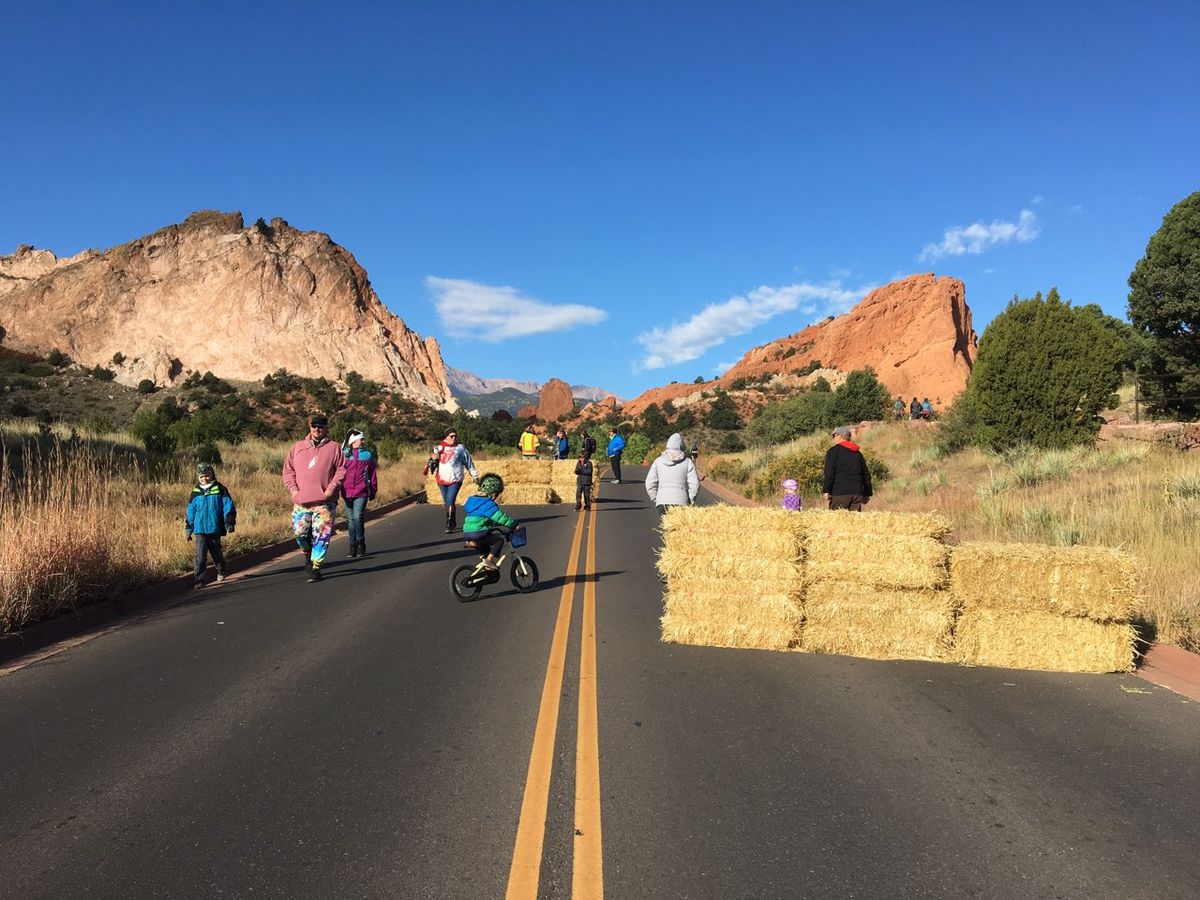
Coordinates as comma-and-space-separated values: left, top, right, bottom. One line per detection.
822, 425, 873, 511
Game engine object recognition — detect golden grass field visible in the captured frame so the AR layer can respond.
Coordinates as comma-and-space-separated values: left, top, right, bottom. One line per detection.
701, 420, 1200, 653
0, 423, 428, 632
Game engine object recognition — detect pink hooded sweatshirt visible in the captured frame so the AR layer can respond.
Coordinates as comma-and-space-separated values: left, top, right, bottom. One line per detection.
283, 436, 346, 506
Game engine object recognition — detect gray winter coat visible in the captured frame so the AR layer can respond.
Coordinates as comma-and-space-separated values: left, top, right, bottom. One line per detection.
645, 434, 700, 507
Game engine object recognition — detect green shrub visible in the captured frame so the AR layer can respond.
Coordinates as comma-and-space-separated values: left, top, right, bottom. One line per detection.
718, 432, 746, 452
749, 448, 890, 500
830, 369, 890, 423
709, 458, 751, 484
194, 442, 223, 465
47, 348, 68, 367
89, 365, 116, 381
747, 392, 837, 445
137, 379, 157, 394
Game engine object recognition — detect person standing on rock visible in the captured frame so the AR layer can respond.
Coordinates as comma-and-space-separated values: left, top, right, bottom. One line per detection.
606, 428, 626, 484
341, 429, 377, 558
894, 396, 906, 421
645, 433, 699, 513
822, 425, 872, 511
425, 428, 479, 533
283, 414, 346, 582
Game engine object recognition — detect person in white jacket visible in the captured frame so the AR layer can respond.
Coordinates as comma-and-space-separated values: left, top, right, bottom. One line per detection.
645, 433, 699, 511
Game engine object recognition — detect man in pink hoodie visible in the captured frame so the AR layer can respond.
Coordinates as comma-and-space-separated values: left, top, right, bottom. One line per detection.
282, 414, 346, 582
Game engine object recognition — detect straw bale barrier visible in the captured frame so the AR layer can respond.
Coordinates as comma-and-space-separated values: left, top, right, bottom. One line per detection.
954, 609, 1137, 673
495, 485, 553, 505
424, 477, 478, 506
549, 459, 599, 504
802, 510, 951, 590
799, 582, 956, 661
659, 506, 805, 651
950, 542, 1139, 621
660, 577, 802, 651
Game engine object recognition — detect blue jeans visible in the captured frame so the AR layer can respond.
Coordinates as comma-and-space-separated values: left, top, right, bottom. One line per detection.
344, 496, 367, 545
438, 481, 462, 508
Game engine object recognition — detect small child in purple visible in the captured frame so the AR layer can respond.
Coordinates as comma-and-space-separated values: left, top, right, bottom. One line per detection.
781, 478, 802, 512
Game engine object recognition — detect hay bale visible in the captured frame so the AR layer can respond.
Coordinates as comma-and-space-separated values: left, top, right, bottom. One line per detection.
954, 609, 1136, 673
495, 485, 552, 505
950, 542, 1139, 621
804, 530, 950, 590
803, 509, 953, 539
548, 483, 599, 504
657, 544, 804, 590
660, 578, 802, 651
659, 506, 805, 568
799, 582, 957, 661
512, 459, 553, 484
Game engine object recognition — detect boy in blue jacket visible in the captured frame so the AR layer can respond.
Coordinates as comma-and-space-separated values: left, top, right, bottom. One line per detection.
461, 473, 516, 570
186, 462, 237, 588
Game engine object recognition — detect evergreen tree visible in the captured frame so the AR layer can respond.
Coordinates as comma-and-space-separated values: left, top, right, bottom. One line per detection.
971, 289, 1124, 449
1127, 191, 1200, 418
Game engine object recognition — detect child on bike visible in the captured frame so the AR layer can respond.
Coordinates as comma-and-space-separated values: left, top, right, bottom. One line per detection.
461, 473, 517, 570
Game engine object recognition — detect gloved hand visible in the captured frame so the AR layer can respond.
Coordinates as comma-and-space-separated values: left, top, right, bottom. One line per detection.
226, 523, 236, 534
186, 530, 193, 542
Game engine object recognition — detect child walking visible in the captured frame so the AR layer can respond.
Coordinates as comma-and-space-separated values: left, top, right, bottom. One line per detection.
574, 451, 594, 511
186, 462, 237, 588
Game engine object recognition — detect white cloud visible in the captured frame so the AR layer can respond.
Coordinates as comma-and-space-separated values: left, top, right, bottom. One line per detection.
712, 360, 734, 375
636, 281, 871, 371
1031, 194, 1044, 205
919, 209, 1040, 262
426, 276, 607, 342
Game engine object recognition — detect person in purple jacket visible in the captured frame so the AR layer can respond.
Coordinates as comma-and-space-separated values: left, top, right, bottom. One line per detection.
341, 429, 378, 559
282, 414, 346, 583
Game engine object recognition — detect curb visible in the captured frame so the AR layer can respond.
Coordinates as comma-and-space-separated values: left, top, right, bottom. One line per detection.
699, 475, 760, 507
0, 492, 425, 668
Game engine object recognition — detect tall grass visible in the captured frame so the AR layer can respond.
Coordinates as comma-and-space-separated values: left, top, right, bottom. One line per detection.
0, 426, 427, 633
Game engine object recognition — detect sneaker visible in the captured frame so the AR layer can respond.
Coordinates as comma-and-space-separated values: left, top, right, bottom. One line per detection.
215, 573, 227, 583
348, 544, 359, 559
480, 557, 499, 571
611, 479, 620, 484
193, 581, 205, 590
307, 566, 323, 583
575, 504, 582, 511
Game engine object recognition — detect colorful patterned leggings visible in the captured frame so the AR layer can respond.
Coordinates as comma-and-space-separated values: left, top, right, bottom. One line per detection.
292, 503, 336, 565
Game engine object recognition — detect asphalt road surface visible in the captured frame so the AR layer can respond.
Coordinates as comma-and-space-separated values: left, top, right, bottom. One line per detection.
2, 468, 1199, 899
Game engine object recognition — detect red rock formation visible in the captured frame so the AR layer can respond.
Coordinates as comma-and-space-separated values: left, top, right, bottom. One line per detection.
516, 404, 538, 419
624, 274, 977, 416
0, 211, 455, 408
576, 395, 620, 421
536, 378, 576, 421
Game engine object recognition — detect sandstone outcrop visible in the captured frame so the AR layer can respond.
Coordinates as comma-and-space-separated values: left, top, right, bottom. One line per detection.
535, 378, 576, 421
623, 274, 977, 416
0, 211, 455, 408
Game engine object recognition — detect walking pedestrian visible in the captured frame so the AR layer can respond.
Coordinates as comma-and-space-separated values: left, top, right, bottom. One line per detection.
185, 462, 236, 589
822, 425, 873, 511
574, 451, 594, 511
645, 433, 699, 512
606, 428, 626, 484
921, 397, 933, 419
893, 396, 906, 421
425, 428, 479, 533
341, 429, 377, 558
581, 430, 597, 458
282, 414, 346, 582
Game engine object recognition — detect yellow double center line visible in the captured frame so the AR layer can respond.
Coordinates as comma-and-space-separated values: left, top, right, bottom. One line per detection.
506, 506, 603, 900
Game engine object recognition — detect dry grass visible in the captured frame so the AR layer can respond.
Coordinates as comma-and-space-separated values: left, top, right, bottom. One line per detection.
0, 425, 427, 632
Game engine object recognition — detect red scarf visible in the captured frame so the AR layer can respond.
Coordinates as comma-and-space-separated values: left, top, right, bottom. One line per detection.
836, 440, 860, 451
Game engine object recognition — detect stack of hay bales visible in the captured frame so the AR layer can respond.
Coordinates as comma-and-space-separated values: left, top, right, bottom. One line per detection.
549, 459, 599, 505
950, 543, 1139, 673
424, 458, 554, 506
658, 506, 805, 651
799, 510, 955, 661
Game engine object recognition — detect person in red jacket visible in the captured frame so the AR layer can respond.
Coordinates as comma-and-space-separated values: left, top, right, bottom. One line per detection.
282, 414, 346, 582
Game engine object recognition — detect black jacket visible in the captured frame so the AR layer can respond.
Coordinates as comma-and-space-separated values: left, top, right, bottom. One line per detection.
823, 442, 873, 497
575, 459, 594, 485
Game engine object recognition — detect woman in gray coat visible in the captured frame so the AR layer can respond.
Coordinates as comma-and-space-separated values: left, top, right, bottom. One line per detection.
645, 433, 700, 511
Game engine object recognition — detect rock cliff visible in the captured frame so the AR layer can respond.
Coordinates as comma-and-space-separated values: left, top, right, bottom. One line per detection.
0, 211, 455, 408
623, 274, 977, 416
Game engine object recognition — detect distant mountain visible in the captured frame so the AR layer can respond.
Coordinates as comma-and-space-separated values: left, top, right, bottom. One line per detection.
447, 366, 620, 403
454, 387, 541, 417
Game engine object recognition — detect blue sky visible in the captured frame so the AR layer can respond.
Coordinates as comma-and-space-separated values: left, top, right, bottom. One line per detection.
3, 1, 1198, 399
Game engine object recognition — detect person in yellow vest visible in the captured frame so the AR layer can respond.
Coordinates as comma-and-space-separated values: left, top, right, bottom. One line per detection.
519, 423, 541, 459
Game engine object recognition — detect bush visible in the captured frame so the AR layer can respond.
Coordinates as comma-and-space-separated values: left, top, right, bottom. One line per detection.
746, 392, 838, 445
193, 442, 223, 465
810, 376, 831, 392
703, 390, 742, 430
750, 448, 890, 501
830, 369, 891, 424
89, 365, 116, 381
800, 359, 823, 375
718, 432, 746, 452
111, 352, 126, 366
971, 289, 1125, 449
47, 348, 68, 367
137, 379, 157, 394
132, 407, 178, 454
623, 432, 652, 465
709, 458, 751, 484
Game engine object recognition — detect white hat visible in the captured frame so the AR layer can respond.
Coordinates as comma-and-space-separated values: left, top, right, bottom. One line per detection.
345, 429, 366, 445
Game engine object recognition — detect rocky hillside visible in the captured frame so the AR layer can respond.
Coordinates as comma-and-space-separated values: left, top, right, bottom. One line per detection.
623, 274, 977, 415
0, 211, 455, 408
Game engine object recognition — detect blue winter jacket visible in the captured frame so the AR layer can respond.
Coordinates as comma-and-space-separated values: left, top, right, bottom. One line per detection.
606, 434, 626, 457
186, 481, 237, 536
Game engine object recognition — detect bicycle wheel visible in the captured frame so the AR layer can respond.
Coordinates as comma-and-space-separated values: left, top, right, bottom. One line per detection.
510, 555, 540, 593
450, 564, 482, 601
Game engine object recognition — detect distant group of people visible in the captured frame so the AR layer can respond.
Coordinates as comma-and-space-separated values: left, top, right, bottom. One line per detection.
894, 396, 934, 420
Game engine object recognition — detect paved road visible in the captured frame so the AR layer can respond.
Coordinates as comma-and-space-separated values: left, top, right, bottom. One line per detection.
2, 470, 1199, 899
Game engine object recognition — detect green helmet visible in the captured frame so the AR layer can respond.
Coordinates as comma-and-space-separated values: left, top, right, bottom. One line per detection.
478, 472, 505, 497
